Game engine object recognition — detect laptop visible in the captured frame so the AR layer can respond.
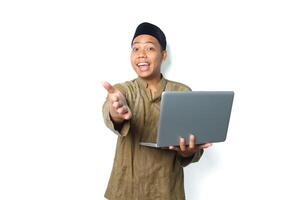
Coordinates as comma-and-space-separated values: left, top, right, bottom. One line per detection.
140, 91, 234, 148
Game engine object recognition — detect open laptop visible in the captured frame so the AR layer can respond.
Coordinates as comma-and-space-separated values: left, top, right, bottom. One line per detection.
140, 91, 234, 148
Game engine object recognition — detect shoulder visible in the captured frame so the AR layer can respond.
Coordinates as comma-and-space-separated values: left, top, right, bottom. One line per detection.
113, 78, 139, 96
165, 79, 192, 91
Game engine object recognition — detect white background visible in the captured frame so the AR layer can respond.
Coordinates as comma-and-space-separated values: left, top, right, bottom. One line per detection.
1, 0, 299, 199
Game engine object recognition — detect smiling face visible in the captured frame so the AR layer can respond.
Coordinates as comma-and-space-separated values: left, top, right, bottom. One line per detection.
131, 34, 167, 81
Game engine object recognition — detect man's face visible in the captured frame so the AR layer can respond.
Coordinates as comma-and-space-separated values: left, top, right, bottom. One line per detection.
131, 34, 167, 80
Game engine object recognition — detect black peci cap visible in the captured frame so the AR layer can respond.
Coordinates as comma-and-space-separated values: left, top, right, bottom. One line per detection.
131, 22, 167, 50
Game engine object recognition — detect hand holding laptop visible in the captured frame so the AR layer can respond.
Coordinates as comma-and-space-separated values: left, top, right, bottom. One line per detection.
102, 81, 132, 123
165, 134, 212, 158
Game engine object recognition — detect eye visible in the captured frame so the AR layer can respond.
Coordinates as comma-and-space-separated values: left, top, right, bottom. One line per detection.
132, 47, 139, 52
146, 47, 155, 51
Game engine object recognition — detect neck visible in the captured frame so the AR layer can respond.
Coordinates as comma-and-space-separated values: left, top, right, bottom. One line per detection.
147, 78, 161, 89
141, 74, 162, 89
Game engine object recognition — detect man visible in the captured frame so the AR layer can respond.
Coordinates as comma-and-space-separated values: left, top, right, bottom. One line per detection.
102, 22, 212, 200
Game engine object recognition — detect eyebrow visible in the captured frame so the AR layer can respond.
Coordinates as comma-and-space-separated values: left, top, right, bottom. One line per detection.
132, 41, 155, 45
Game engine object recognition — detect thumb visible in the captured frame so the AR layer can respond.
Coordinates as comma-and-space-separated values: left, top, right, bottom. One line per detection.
102, 81, 116, 94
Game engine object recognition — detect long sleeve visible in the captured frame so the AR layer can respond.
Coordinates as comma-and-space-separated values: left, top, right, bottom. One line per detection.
102, 98, 131, 137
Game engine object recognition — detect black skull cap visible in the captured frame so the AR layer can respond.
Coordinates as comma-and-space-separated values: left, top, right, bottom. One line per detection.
131, 22, 167, 50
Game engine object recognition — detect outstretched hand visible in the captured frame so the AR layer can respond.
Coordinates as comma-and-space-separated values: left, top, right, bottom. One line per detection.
102, 81, 132, 123
167, 134, 212, 158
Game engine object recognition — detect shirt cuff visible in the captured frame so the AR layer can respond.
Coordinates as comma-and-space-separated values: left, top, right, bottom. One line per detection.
102, 100, 130, 137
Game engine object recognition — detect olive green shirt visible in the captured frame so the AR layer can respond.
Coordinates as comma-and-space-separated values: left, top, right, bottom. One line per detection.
102, 75, 203, 200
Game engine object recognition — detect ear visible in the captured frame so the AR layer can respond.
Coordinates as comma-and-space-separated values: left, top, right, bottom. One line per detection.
162, 50, 167, 61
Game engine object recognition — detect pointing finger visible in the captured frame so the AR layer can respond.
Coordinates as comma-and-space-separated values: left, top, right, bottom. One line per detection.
102, 81, 116, 94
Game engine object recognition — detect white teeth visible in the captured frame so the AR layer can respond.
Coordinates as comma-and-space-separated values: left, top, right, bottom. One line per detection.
137, 62, 149, 66
137, 62, 149, 71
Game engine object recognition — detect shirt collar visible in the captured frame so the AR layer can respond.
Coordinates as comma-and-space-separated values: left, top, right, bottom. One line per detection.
137, 74, 167, 101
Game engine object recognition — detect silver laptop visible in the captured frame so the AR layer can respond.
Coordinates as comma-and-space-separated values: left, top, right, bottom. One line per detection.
140, 91, 234, 148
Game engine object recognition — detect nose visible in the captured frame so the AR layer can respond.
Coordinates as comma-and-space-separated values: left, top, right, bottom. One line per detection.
137, 49, 147, 58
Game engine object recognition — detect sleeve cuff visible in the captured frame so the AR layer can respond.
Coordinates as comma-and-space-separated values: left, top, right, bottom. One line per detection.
102, 100, 130, 137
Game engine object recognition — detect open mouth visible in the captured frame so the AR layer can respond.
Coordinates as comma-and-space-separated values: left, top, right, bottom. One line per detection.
137, 62, 150, 71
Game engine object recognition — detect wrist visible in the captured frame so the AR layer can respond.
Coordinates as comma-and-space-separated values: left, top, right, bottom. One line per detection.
109, 113, 124, 124
179, 151, 195, 158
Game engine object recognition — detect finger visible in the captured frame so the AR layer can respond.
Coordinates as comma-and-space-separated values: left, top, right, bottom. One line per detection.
169, 146, 179, 151
111, 95, 119, 102
102, 81, 116, 94
179, 137, 186, 152
189, 134, 195, 149
200, 143, 213, 149
112, 101, 123, 109
117, 106, 128, 114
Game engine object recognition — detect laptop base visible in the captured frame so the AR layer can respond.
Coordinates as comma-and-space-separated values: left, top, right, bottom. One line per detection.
139, 142, 159, 148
